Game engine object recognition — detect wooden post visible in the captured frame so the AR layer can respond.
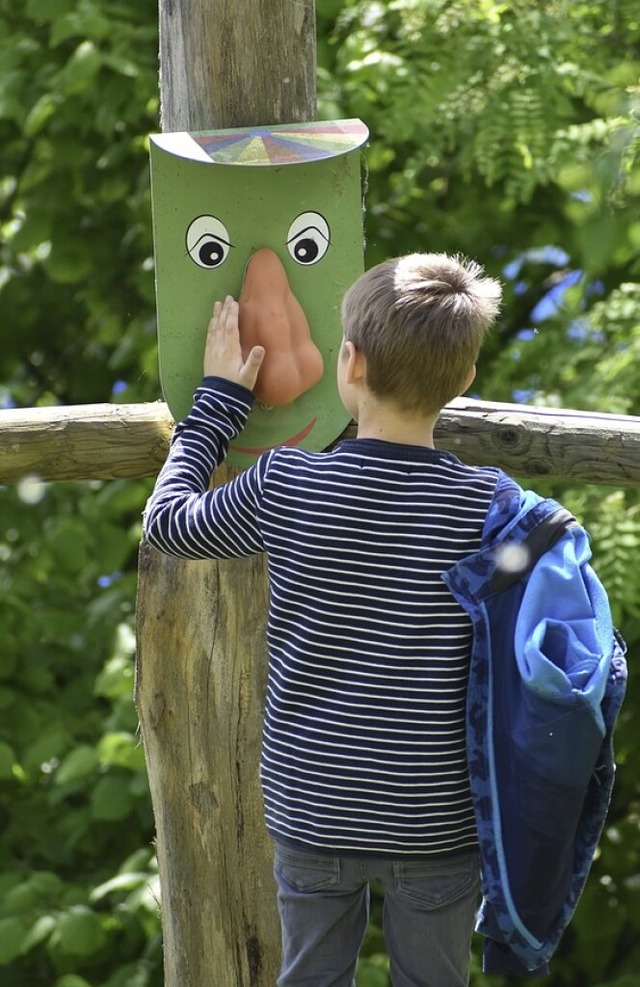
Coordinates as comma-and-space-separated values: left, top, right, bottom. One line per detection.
157, 0, 316, 131
135, 2, 316, 985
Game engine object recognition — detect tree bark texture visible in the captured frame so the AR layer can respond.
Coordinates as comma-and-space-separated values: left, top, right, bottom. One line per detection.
136, 542, 273, 987
2, 398, 640, 486
159, 0, 316, 132
0, 402, 174, 483
135, 2, 317, 985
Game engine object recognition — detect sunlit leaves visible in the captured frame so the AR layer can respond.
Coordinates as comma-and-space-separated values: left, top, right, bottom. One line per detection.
0, 0, 159, 408
0, 474, 158, 984
318, 0, 640, 283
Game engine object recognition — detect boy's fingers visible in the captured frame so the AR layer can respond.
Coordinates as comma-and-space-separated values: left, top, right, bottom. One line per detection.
210, 297, 234, 326
204, 295, 257, 386
248, 345, 265, 366
208, 300, 222, 334
240, 345, 266, 389
219, 296, 238, 331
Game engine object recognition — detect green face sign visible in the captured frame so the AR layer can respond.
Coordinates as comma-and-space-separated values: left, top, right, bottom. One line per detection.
149, 120, 368, 466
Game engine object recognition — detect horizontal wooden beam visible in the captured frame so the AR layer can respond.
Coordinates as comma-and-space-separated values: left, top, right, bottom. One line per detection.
438, 396, 640, 487
0, 402, 175, 485
1, 398, 639, 486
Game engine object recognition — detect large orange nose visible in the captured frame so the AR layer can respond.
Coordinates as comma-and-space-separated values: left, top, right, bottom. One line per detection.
238, 249, 324, 407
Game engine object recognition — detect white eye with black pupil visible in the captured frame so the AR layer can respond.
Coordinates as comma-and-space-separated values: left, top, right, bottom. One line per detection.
286, 212, 331, 266
186, 216, 232, 269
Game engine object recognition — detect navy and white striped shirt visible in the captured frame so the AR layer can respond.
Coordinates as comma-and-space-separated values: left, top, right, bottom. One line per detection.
144, 377, 502, 856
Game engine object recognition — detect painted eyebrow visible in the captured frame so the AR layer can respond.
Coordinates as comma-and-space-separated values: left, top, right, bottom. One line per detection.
286, 225, 331, 244
191, 232, 234, 247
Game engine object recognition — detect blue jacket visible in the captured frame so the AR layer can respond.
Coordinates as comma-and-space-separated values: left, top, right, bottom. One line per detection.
444, 477, 628, 977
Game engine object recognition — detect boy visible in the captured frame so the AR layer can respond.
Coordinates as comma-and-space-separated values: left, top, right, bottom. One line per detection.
143, 254, 617, 985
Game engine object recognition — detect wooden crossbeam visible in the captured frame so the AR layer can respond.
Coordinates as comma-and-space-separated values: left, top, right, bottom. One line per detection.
2, 398, 639, 486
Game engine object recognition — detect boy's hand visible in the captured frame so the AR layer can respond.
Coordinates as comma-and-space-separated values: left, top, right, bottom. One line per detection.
203, 295, 265, 392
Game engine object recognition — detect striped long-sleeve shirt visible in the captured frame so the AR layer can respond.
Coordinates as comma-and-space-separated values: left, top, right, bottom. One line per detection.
144, 377, 503, 856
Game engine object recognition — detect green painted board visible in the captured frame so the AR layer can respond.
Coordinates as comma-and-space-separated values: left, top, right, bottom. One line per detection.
149, 119, 368, 466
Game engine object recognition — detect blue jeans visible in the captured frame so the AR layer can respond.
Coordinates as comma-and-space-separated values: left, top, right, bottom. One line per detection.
273, 842, 481, 987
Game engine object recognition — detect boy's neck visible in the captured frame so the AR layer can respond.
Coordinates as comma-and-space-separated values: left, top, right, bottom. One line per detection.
354, 394, 437, 448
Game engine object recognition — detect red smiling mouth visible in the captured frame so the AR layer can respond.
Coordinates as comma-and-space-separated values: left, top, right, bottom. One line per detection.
230, 417, 317, 455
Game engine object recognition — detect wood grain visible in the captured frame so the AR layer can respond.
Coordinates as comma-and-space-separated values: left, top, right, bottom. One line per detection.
135, 540, 274, 987
3, 398, 639, 486
135, 2, 317, 984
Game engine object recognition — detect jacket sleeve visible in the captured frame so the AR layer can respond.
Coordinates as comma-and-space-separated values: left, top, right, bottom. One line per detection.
142, 376, 269, 559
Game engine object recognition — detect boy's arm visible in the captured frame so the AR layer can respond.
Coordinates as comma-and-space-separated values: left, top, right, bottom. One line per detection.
143, 297, 269, 560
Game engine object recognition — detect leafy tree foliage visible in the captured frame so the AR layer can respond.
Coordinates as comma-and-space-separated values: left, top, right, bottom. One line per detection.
0, 476, 160, 985
0, 0, 159, 410
1, 4, 163, 984
1, 1, 639, 984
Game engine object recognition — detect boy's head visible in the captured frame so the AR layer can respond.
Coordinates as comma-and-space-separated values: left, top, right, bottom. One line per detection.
341, 252, 502, 416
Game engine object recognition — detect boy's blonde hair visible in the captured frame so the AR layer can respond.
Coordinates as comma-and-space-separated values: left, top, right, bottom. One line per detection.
341, 252, 502, 415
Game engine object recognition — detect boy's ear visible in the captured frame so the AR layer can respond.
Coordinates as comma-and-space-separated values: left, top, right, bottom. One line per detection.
459, 365, 476, 395
344, 341, 367, 385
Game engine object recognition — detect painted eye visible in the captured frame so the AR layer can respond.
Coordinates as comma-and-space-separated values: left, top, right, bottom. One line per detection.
286, 211, 331, 266
186, 215, 232, 269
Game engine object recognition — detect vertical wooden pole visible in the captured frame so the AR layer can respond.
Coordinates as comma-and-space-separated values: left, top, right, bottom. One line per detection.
157, 0, 316, 131
136, 3, 317, 985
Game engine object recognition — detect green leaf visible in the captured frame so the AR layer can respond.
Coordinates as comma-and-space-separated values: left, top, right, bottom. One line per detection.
55, 907, 107, 958
55, 745, 99, 785
22, 726, 70, 775
0, 740, 17, 780
51, 41, 103, 93
2, 882, 41, 916
90, 773, 134, 821
23, 92, 60, 138
0, 94, 22, 122
356, 956, 390, 987
0, 874, 22, 901
50, 6, 111, 46
0, 916, 29, 965
25, 0, 75, 22
98, 732, 146, 772
101, 964, 152, 987
43, 517, 93, 574
43, 240, 94, 285
101, 50, 140, 78
30, 872, 65, 898
118, 848, 155, 874
90, 871, 149, 902
20, 914, 57, 954
94, 654, 135, 701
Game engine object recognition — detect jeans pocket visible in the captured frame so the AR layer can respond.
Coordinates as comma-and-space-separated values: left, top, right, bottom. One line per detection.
394, 852, 480, 910
274, 843, 341, 893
